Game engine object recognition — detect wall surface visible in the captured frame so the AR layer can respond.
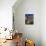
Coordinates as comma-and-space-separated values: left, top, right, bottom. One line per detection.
41, 0, 46, 46
0, 0, 16, 30
0, 0, 16, 38
13, 0, 41, 46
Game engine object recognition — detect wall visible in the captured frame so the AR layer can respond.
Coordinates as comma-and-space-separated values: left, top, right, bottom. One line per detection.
0, 0, 16, 38
0, 0, 16, 30
13, 0, 41, 46
41, 0, 46, 46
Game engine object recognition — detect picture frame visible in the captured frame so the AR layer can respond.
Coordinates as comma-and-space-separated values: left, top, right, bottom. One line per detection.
25, 14, 34, 25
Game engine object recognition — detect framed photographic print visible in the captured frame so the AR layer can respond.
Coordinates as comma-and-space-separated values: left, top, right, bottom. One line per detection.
25, 14, 34, 25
